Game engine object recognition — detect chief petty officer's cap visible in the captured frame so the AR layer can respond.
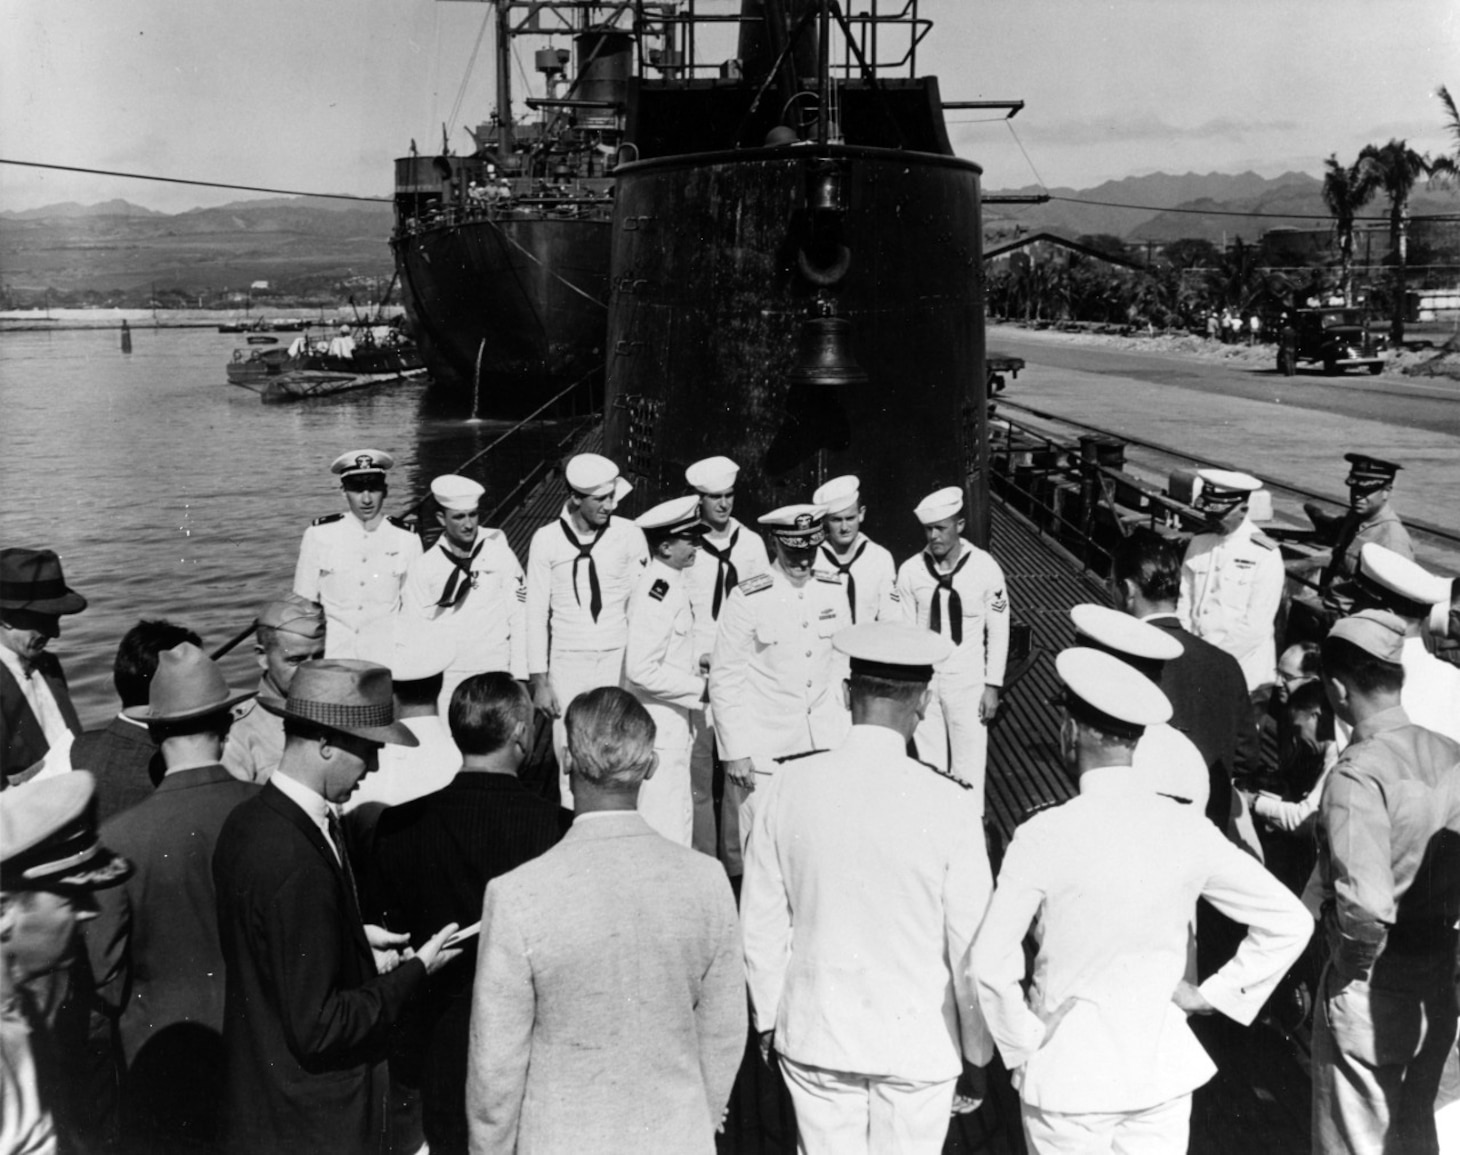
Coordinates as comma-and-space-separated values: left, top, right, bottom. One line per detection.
1195, 469, 1261, 509
1344, 453, 1402, 491
1, 773, 131, 891
565, 453, 633, 502
257, 593, 325, 640
813, 475, 862, 516
1356, 543, 1450, 612
635, 495, 706, 538
1329, 608, 1407, 664
1070, 604, 1183, 663
758, 504, 828, 549
1054, 647, 1173, 738
685, 456, 739, 495
913, 487, 964, 525
833, 622, 952, 683
330, 449, 395, 478
431, 474, 485, 512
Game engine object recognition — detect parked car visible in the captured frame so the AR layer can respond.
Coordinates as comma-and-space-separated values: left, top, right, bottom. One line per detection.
1276, 308, 1384, 376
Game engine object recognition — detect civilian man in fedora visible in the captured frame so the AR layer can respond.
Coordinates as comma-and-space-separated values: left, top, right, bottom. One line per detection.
1, 547, 87, 786
212, 660, 462, 1155
86, 643, 258, 1153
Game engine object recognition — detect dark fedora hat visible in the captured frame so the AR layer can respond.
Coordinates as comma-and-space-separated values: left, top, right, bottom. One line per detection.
278, 659, 417, 746
0, 548, 87, 615
122, 643, 254, 724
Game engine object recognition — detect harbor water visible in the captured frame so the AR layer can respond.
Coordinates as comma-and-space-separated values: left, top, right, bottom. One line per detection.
0, 326, 561, 725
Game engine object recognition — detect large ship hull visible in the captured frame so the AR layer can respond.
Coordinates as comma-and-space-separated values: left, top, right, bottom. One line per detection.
392, 215, 610, 415
604, 144, 987, 558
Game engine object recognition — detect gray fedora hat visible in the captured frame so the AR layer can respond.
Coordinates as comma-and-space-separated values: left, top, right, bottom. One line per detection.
122, 642, 254, 723
277, 659, 417, 746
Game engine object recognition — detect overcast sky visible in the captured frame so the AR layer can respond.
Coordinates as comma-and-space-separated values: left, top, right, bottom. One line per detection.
2, 0, 1456, 213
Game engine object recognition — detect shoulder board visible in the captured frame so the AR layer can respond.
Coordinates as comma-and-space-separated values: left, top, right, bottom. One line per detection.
1155, 792, 1194, 805
648, 578, 669, 602
773, 749, 825, 765
311, 512, 345, 526
814, 571, 842, 584
1250, 531, 1276, 551
739, 573, 773, 595
387, 515, 414, 531
918, 759, 973, 789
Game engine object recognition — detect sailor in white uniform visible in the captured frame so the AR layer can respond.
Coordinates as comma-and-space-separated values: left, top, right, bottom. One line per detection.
293, 448, 421, 665
968, 649, 1312, 1154
810, 475, 899, 624
401, 474, 527, 711
1069, 603, 1210, 811
682, 455, 769, 857
624, 495, 709, 846
524, 453, 648, 809
895, 486, 1009, 816
1178, 469, 1285, 696
1354, 543, 1460, 744
741, 623, 993, 1155
709, 504, 852, 873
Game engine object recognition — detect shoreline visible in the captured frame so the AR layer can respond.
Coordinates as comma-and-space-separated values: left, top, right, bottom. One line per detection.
0, 306, 406, 333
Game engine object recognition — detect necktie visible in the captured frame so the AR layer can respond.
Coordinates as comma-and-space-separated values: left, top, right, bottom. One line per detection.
325, 809, 361, 918
924, 551, 970, 645
561, 518, 607, 622
820, 541, 867, 623
436, 540, 484, 607
700, 529, 740, 619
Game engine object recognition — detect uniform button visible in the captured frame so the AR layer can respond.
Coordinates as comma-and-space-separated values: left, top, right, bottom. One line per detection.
806, 680, 813, 688
805, 649, 812, 657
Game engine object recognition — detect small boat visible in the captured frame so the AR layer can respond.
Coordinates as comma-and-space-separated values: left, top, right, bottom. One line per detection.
226, 322, 426, 392
246, 334, 280, 345
218, 321, 250, 334
256, 365, 429, 404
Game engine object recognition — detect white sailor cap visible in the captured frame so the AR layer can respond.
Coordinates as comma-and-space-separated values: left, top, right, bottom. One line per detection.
1055, 647, 1173, 733
1071, 604, 1183, 663
1195, 468, 1261, 506
685, 456, 739, 495
564, 453, 631, 501
1357, 543, 1450, 609
1329, 608, 1406, 664
813, 475, 862, 516
331, 448, 395, 478
636, 494, 706, 537
388, 623, 455, 682
431, 474, 485, 512
758, 504, 827, 548
914, 486, 964, 525
833, 622, 951, 682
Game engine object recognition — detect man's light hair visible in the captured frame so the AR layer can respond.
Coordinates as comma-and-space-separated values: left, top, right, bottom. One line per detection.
564, 687, 656, 791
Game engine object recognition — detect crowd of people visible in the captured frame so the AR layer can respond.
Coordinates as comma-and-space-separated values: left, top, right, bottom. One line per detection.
3, 440, 1460, 1155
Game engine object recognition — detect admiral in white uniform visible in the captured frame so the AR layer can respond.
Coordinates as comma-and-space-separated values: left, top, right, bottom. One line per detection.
293, 449, 421, 665
742, 623, 993, 1155
402, 474, 527, 711
969, 649, 1311, 1154
894, 486, 1009, 815
524, 453, 648, 808
624, 495, 709, 846
1178, 469, 1284, 695
709, 504, 851, 872
682, 456, 769, 856
810, 475, 899, 624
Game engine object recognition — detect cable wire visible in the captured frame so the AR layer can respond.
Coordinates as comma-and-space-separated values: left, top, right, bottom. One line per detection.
0, 158, 389, 203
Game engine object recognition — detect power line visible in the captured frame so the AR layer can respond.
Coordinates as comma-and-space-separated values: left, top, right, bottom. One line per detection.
0, 158, 390, 203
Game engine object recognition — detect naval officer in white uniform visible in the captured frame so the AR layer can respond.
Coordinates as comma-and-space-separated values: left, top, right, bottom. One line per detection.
401, 474, 527, 711
682, 455, 769, 857
895, 486, 1009, 816
524, 453, 648, 808
624, 494, 709, 846
810, 475, 899, 624
709, 504, 851, 873
969, 648, 1312, 1154
293, 448, 421, 665
741, 622, 993, 1155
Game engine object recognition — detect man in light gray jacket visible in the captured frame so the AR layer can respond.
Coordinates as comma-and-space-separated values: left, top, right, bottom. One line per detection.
467, 686, 746, 1154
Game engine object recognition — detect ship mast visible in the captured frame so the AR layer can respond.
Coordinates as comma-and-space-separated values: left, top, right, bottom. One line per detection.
494, 1, 514, 163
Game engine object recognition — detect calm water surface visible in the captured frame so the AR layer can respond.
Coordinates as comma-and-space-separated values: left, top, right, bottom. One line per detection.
0, 327, 556, 724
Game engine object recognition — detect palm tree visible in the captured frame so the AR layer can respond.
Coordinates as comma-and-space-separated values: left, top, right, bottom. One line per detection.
1359, 139, 1432, 346
1432, 86, 1459, 186
1320, 153, 1378, 306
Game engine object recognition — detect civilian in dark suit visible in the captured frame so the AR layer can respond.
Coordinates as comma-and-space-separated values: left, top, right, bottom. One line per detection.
86, 642, 256, 1153
212, 660, 461, 1155
71, 619, 200, 822
363, 672, 565, 1155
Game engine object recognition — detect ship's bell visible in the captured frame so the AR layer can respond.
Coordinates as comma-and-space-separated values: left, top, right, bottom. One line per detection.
786, 314, 867, 387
